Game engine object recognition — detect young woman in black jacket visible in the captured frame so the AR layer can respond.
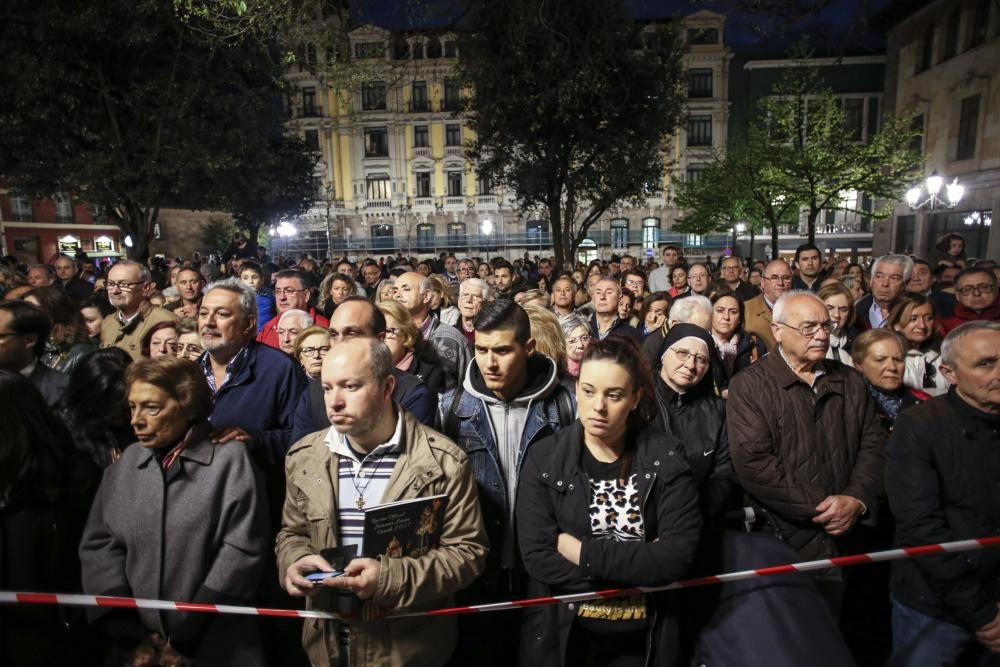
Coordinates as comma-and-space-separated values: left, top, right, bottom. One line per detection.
515, 337, 701, 667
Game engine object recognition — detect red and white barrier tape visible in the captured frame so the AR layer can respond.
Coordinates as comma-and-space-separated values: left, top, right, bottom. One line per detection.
2, 536, 998, 621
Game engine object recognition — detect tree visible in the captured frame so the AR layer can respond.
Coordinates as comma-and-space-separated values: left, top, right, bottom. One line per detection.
456, 0, 687, 268
0, 0, 316, 261
674, 130, 801, 260
760, 55, 922, 245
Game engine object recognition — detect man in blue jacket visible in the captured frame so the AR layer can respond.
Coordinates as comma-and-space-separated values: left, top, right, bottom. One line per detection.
199, 277, 308, 466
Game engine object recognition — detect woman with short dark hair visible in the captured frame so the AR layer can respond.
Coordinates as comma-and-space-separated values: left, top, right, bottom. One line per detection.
25, 286, 96, 373
80, 357, 268, 667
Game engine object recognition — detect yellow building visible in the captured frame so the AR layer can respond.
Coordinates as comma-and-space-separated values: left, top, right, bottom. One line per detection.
285, 11, 733, 262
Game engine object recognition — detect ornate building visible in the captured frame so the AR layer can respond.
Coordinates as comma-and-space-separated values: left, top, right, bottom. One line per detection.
280, 10, 734, 262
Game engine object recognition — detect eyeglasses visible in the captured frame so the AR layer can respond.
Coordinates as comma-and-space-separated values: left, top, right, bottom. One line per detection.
956, 283, 996, 296
300, 346, 331, 357
671, 348, 709, 366
763, 274, 793, 283
460, 293, 484, 301
384, 327, 400, 339
567, 335, 592, 347
274, 287, 307, 297
776, 320, 835, 337
105, 280, 147, 292
176, 343, 203, 355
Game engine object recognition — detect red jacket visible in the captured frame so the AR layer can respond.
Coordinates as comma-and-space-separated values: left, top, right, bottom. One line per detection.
940, 298, 1000, 333
256, 307, 329, 349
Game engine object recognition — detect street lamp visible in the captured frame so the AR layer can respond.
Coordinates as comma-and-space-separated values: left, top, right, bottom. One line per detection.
272, 220, 297, 260
481, 218, 494, 260
905, 171, 964, 210
730, 222, 746, 254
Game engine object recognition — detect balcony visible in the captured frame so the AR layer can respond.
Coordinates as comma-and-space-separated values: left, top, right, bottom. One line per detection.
413, 147, 431, 158
443, 196, 466, 208
364, 198, 393, 210
413, 197, 434, 210
444, 146, 464, 157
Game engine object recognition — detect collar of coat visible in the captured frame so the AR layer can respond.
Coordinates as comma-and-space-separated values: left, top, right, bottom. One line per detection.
764, 347, 845, 393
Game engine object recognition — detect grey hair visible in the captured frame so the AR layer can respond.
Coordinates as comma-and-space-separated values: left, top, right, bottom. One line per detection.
110, 260, 152, 283
595, 276, 621, 293
367, 338, 395, 385
278, 308, 314, 329
772, 289, 822, 324
560, 313, 590, 338
872, 254, 914, 283
668, 294, 712, 325
205, 277, 257, 326
941, 321, 1000, 367
30, 264, 56, 279
418, 275, 432, 294
460, 277, 491, 301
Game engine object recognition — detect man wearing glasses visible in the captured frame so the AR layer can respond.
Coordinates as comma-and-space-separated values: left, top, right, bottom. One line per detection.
727, 290, 884, 613
743, 258, 793, 350
941, 267, 1000, 333
257, 269, 329, 350
100, 260, 177, 360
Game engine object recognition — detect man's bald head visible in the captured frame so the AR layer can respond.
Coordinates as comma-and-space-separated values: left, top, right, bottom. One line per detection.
761, 259, 793, 303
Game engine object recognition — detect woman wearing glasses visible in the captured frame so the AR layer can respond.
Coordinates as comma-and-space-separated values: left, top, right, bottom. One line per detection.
292, 326, 331, 380
516, 336, 701, 667
378, 300, 446, 396
560, 313, 592, 379
173, 317, 203, 362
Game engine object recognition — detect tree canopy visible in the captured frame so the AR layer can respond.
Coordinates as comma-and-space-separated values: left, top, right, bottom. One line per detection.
456, 0, 687, 267
0, 0, 317, 260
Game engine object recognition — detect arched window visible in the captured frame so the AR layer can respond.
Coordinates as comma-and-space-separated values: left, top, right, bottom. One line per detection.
416, 223, 434, 251
610, 218, 629, 250
642, 217, 660, 250
447, 222, 468, 249
370, 223, 395, 251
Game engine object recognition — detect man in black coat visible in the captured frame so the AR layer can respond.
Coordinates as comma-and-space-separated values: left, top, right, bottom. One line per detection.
0, 300, 68, 407
885, 321, 1000, 665
54, 255, 94, 303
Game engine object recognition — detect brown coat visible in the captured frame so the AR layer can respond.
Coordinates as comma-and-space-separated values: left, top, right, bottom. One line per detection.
726, 351, 885, 561
275, 409, 488, 667
99, 302, 177, 361
742, 294, 776, 350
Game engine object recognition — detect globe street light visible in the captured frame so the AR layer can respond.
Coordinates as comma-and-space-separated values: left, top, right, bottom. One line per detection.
905, 171, 964, 210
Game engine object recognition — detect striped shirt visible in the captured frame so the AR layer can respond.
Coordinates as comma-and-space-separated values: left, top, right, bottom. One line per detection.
324, 413, 404, 552
198, 344, 250, 394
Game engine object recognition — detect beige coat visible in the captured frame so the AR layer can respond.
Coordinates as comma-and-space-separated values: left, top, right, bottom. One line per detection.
276, 409, 488, 667
99, 302, 177, 360
742, 293, 776, 351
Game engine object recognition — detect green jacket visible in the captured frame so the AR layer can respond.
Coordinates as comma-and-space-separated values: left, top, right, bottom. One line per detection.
276, 408, 488, 667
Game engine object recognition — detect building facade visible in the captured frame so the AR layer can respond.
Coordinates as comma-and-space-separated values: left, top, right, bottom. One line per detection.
0, 192, 124, 266
876, 0, 999, 261
280, 10, 735, 263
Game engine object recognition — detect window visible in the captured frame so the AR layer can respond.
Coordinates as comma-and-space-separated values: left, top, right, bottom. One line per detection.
686, 164, 706, 183
392, 35, 410, 60
305, 44, 318, 69
447, 222, 467, 248
411, 81, 428, 112
412, 39, 424, 60
527, 220, 546, 247
610, 218, 628, 250
687, 28, 718, 45
427, 38, 442, 58
956, 95, 981, 161
414, 125, 429, 148
370, 224, 394, 250
687, 69, 713, 98
685, 234, 704, 247
447, 171, 463, 197
443, 40, 457, 58
642, 217, 660, 250
416, 223, 434, 250
54, 195, 73, 224
942, 10, 960, 61
909, 114, 925, 154
919, 24, 934, 72
355, 41, 385, 59
842, 98, 865, 142
445, 123, 462, 146
687, 115, 712, 147
971, 0, 991, 47
444, 79, 461, 111
10, 195, 32, 222
362, 81, 386, 111
304, 129, 320, 151
301, 87, 317, 117
416, 172, 431, 198
364, 127, 389, 158
477, 172, 494, 195
366, 175, 391, 200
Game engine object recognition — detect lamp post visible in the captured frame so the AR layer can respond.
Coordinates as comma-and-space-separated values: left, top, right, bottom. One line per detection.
904, 171, 964, 259
481, 217, 494, 261
731, 222, 746, 255
273, 220, 297, 261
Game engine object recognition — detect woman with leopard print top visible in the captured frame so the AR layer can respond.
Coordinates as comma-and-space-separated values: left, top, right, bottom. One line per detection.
515, 337, 702, 667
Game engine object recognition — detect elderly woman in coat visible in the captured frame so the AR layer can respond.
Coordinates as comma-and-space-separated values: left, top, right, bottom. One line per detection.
80, 356, 268, 667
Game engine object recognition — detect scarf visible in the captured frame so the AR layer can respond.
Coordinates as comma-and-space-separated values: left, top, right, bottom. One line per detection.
866, 383, 904, 422
567, 357, 582, 379
160, 421, 209, 470
396, 350, 415, 372
712, 332, 739, 360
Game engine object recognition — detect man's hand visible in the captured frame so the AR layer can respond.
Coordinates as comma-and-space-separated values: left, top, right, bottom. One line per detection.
557, 533, 582, 566
284, 554, 335, 597
325, 558, 381, 600
813, 495, 864, 536
210, 426, 252, 444
975, 604, 1000, 654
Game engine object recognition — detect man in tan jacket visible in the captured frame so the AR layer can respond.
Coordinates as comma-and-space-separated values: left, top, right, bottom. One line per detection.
100, 260, 176, 360
277, 338, 487, 667
743, 258, 794, 351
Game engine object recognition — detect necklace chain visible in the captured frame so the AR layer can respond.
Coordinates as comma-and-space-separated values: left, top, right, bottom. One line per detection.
349, 444, 390, 509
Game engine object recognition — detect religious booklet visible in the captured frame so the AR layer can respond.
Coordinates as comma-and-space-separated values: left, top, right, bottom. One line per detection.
362, 494, 449, 559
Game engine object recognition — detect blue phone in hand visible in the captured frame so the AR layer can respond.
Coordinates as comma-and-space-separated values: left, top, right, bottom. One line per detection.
306, 570, 345, 582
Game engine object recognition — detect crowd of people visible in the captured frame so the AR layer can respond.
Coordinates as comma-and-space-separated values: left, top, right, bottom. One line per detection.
0, 233, 998, 667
